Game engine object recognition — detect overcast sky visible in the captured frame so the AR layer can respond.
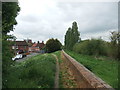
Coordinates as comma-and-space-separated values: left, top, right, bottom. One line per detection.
9, 0, 118, 44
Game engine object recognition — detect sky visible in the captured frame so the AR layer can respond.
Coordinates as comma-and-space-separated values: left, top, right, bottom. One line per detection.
9, 0, 118, 45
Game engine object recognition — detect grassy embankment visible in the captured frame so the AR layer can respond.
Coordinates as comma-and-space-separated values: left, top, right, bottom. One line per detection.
5, 50, 118, 88
65, 50, 118, 88
5, 53, 56, 88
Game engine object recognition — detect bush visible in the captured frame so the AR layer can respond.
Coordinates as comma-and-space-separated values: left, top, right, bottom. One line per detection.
73, 39, 107, 56
105, 42, 118, 59
46, 38, 62, 53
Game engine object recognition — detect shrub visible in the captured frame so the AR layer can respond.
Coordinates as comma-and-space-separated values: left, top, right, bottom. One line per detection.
46, 38, 62, 53
73, 39, 107, 56
105, 42, 118, 59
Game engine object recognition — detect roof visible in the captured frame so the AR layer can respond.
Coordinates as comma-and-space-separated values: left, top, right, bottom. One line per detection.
32, 43, 37, 47
32, 43, 45, 49
36, 43, 45, 49
15, 41, 28, 46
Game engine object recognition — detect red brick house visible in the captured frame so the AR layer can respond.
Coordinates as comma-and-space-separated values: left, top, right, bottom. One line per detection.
12, 41, 29, 54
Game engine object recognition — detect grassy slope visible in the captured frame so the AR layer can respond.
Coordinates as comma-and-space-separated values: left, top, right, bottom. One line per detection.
65, 50, 118, 88
5, 54, 56, 88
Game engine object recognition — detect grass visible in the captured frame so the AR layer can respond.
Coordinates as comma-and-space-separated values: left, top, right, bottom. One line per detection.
4, 50, 118, 88
65, 50, 118, 89
4, 53, 56, 88
53, 51, 63, 88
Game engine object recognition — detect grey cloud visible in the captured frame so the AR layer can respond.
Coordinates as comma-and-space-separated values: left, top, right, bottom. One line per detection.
19, 15, 40, 23
13, 1, 118, 44
58, 2, 118, 33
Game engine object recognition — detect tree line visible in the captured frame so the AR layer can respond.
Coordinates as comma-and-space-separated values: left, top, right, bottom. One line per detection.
64, 21, 120, 60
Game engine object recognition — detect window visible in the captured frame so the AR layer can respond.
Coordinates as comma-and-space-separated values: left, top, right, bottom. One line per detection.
12, 46, 15, 49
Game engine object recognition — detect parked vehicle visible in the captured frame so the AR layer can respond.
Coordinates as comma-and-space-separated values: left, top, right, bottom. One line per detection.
12, 50, 28, 61
12, 54, 23, 61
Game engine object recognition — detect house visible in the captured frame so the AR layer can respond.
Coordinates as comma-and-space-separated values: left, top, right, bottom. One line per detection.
12, 39, 45, 54
12, 40, 29, 54
25, 39, 33, 47
36, 41, 45, 50
36, 41, 45, 53
28, 41, 45, 53
29, 43, 40, 52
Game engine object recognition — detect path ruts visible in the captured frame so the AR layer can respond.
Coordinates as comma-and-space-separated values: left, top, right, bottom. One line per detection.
52, 54, 59, 89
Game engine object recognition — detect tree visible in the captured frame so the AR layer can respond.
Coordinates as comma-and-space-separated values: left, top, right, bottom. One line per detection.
2, 2, 20, 36
64, 21, 80, 50
46, 38, 62, 53
2, 2, 20, 88
110, 31, 120, 59
65, 27, 72, 49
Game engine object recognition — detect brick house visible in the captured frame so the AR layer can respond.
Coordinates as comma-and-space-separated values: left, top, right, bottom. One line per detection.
12, 41, 29, 54
36, 41, 45, 50
29, 43, 39, 52
28, 41, 45, 53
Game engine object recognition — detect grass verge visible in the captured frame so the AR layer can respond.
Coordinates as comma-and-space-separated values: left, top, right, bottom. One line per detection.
65, 50, 118, 89
4, 53, 56, 88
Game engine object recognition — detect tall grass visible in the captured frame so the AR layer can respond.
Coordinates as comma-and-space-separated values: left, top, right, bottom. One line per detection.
4, 54, 56, 88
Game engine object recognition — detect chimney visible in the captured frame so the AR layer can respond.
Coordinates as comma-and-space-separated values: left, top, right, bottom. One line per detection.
37, 41, 40, 44
28, 40, 32, 43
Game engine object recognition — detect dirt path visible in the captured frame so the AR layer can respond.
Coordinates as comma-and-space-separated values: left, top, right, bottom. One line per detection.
52, 52, 78, 88
52, 54, 59, 88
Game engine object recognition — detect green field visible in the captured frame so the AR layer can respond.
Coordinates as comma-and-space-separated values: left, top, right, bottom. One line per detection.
4, 54, 56, 88
65, 50, 118, 88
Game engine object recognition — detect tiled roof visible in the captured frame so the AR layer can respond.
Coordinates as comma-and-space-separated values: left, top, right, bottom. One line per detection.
15, 41, 28, 46
32, 43, 45, 49
32, 43, 37, 47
